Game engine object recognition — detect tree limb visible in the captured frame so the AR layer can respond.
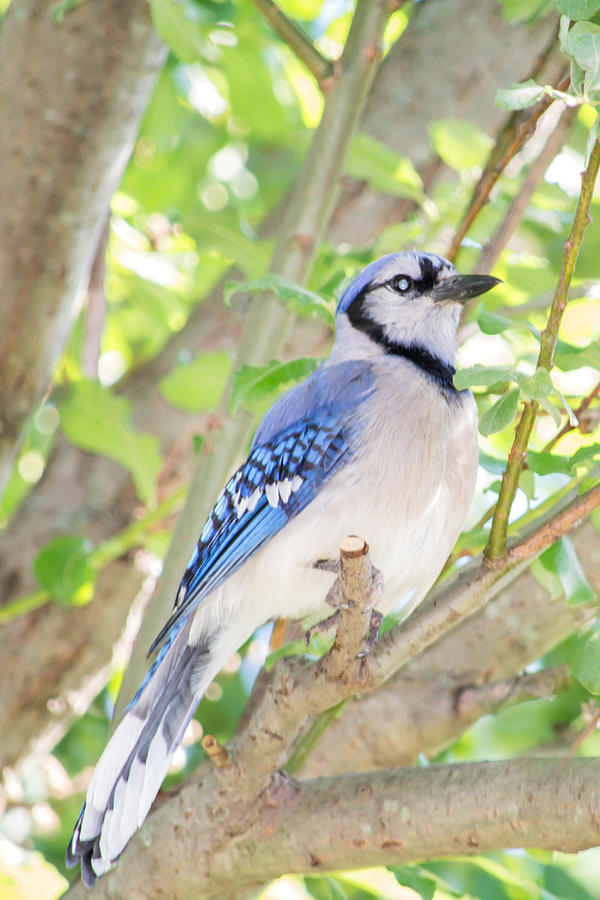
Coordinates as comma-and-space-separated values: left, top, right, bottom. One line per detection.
475, 102, 577, 274
0, 0, 166, 491
485, 135, 600, 563
251, 0, 334, 84
65, 758, 600, 898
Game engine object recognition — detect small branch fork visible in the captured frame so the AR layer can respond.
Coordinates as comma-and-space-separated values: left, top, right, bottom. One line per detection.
251, 0, 334, 85
484, 135, 600, 564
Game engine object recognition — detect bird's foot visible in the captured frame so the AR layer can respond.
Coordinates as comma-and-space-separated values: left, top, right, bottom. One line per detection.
305, 610, 340, 646
313, 557, 339, 573
356, 609, 383, 658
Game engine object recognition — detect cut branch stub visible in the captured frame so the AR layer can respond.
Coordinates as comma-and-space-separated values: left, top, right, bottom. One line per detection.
319, 535, 379, 683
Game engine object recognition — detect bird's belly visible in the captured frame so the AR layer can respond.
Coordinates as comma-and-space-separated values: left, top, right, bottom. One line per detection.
237, 455, 472, 626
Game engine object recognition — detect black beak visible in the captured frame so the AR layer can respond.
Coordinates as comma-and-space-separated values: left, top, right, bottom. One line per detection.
431, 273, 501, 304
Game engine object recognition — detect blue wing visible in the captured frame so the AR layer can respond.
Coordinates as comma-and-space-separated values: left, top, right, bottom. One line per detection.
147, 412, 351, 659
143, 359, 374, 677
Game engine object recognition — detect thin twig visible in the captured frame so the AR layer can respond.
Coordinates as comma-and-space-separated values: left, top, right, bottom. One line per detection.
507, 483, 600, 563
484, 136, 600, 564
476, 103, 576, 273
0, 486, 186, 626
454, 665, 570, 720
251, 0, 334, 84
287, 536, 376, 775
543, 380, 600, 452
565, 702, 600, 760
202, 734, 230, 768
447, 73, 569, 263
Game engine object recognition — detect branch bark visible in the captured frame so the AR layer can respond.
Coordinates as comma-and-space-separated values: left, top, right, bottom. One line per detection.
251, 0, 334, 84
0, 0, 166, 490
65, 758, 600, 899
63, 486, 600, 897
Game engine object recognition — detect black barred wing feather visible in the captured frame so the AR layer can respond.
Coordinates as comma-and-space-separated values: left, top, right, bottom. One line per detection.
146, 411, 352, 660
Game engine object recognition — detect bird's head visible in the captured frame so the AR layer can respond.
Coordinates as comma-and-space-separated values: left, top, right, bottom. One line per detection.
335, 251, 500, 366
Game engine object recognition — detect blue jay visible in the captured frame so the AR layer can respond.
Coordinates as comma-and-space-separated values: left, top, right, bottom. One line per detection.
67, 251, 499, 885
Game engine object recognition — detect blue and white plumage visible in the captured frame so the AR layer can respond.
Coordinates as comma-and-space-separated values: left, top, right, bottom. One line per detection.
66, 251, 499, 886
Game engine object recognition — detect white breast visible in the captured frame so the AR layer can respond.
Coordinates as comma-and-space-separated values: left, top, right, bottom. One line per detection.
209, 362, 479, 634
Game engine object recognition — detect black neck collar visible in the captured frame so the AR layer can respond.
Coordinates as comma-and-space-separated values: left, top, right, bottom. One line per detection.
345, 297, 457, 393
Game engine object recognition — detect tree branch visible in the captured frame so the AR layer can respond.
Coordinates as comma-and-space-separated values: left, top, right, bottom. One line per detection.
302, 518, 598, 775
66, 758, 600, 898
0, 0, 166, 491
446, 66, 569, 264
485, 135, 600, 563
63, 481, 600, 897
251, 0, 334, 84
543, 379, 600, 451
475, 102, 576, 274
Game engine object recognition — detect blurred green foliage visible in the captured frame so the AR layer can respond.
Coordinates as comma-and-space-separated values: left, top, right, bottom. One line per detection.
3, 0, 600, 897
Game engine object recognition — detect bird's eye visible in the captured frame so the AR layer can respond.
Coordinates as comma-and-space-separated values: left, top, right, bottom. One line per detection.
391, 275, 412, 294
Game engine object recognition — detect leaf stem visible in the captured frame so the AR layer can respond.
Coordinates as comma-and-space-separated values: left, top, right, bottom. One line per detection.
484, 136, 600, 564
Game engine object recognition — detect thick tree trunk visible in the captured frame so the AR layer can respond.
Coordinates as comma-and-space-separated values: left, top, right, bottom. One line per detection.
0, 0, 165, 489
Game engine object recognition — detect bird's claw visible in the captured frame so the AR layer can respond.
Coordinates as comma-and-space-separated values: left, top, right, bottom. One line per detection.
305, 610, 340, 645
356, 609, 383, 657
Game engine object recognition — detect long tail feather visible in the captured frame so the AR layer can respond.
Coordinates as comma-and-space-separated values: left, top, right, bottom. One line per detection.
66, 617, 234, 886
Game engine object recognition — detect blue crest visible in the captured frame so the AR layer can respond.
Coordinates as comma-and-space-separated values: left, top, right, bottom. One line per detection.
335, 253, 399, 317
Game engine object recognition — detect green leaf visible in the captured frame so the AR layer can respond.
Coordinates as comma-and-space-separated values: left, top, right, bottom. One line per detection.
479, 450, 507, 474
502, 0, 554, 22
454, 365, 515, 390
57, 380, 162, 505
429, 119, 494, 171
538, 396, 563, 427
158, 351, 231, 412
303, 876, 349, 900
564, 21, 600, 93
572, 630, 600, 693
33, 536, 95, 606
224, 275, 334, 322
150, 0, 208, 63
531, 537, 596, 607
516, 367, 554, 401
477, 308, 512, 334
496, 79, 545, 110
554, 338, 600, 371
569, 443, 600, 470
346, 133, 426, 204
230, 358, 319, 413
519, 468, 536, 500
527, 450, 571, 475
51, 0, 88, 22
389, 866, 437, 900
557, 0, 600, 19
479, 388, 521, 436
